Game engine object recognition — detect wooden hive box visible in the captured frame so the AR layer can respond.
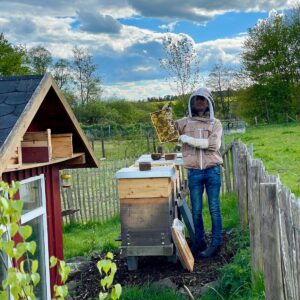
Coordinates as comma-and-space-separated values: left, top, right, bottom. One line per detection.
117, 166, 176, 248
51, 133, 73, 158
21, 129, 52, 163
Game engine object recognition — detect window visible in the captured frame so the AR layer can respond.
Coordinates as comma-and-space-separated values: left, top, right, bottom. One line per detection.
20, 175, 51, 300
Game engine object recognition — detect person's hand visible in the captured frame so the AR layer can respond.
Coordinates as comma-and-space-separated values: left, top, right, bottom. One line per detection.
179, 135, 189, 143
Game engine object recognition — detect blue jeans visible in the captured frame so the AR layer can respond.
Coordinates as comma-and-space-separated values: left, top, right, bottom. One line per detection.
188, 165, 222, 247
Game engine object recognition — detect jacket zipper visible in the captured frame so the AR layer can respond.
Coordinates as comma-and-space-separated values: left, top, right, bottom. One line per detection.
198, 128, 203, 169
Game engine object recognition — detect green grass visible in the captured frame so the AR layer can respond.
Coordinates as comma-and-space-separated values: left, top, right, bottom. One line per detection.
202, 193, 239, 231
232, 122, 300, 196
200, 229, 265, 300
122, 285, 186, 300
63, 216, 121, 259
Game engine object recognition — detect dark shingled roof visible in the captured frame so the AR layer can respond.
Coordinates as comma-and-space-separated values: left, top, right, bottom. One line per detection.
0, 75, 43, 148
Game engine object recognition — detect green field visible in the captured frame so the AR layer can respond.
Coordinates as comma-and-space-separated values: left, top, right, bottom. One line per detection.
233, 123, 300, 196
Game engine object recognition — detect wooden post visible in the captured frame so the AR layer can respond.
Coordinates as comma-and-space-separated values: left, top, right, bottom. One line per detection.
101, 138, 105, 158
254, 116, 258, 125
237, 147, 248, 227
278, 184, 298, 300
260, 182, 284, 300
247, 159, 264, 275
66, 187, 75, 223
224, 151, 231, 193
232, 142, 240, 194
291, 197, 300, 298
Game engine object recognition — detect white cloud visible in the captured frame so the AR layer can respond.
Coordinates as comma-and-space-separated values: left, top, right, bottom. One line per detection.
196, 36, 246, 70
132, 66, 157, 72
103, 79, 174, 100
159, 21, 177, 32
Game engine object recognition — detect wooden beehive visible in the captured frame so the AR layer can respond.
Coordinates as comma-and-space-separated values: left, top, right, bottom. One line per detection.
21, 129, 52, 163
51, 133, 73, 158
117, 166, 176, 249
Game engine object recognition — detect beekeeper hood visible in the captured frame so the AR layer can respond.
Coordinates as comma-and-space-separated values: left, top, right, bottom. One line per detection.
188, 87, 215, 121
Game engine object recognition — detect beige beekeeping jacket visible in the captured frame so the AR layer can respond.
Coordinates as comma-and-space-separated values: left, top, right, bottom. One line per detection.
175, 89, 223, 170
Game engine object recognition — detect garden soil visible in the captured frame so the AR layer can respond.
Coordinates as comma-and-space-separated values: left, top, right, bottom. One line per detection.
69, 231, 237, 299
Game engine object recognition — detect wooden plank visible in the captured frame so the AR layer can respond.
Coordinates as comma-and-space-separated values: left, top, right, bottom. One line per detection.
252, 160, 264, 273
64, 153, 86, 165
21, 141, 49, 147
237, 148, 248, 227
106, 161, 113, 218
260, 182, 284, 300
23, 130, 51, 142
4, 153, 85, 172
102, 161, 109, 221
118, 178, 172, 199
120, 197, 170, 205
90, 168, 97, 221
51, 133, 73, 158
171, 225, 194, 272
278, 184, 297, 300
85, 168, 93, 221
291, 197, 300, 298
224, 151, 231, 193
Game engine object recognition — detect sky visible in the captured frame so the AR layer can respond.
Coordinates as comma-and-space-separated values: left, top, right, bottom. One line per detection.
0, 0, 292, 100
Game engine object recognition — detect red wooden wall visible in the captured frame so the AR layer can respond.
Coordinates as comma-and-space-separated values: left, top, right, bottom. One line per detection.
2, 165, 64, 294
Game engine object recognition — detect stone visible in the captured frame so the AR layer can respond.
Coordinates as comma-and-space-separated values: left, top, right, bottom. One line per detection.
152, 277, 177, 290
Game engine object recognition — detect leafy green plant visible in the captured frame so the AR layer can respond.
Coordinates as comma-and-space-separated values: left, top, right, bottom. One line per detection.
97, 252, 122, 300
0, 181, 40, 299
49, 256, 71, 299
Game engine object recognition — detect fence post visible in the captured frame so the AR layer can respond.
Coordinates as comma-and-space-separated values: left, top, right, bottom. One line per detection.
101, 137, 105, 158
237, 144, 248, 227
247, 159, 264, 275
278, 185, 298, 300
260, 182, 284, 300
231, 142, 237, 193
291, 197, 300, 298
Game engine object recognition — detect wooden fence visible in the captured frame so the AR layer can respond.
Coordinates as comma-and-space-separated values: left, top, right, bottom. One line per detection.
233, 140, 300, 300
60, 158, 136, 223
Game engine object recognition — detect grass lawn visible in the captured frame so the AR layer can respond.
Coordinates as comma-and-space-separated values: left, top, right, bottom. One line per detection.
63, 216, 121, 259
232, 122, 300, 196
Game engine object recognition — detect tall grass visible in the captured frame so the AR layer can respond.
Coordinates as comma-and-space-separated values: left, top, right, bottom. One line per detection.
233, 122, 300, 196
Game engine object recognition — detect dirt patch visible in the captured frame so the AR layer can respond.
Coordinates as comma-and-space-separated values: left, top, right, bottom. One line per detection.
69, 231, 236, 299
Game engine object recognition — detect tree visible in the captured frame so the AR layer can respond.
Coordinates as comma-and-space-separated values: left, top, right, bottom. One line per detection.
27, 46, 52, 74
72, 46, 102, 105
206, 61, 236, 119
241, 7, 300, 123
160, 34, 201, 116
52, 58, 73, 90
0, 33, 29, 76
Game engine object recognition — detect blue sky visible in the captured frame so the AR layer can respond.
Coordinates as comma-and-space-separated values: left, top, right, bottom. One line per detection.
0, 0, 289, 100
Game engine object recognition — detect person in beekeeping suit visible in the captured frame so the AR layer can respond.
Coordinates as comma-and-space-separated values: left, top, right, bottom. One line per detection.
175, 87, 223, 259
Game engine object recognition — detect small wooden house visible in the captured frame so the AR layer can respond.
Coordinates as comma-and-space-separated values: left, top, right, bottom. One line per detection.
0, 74, 98, 298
